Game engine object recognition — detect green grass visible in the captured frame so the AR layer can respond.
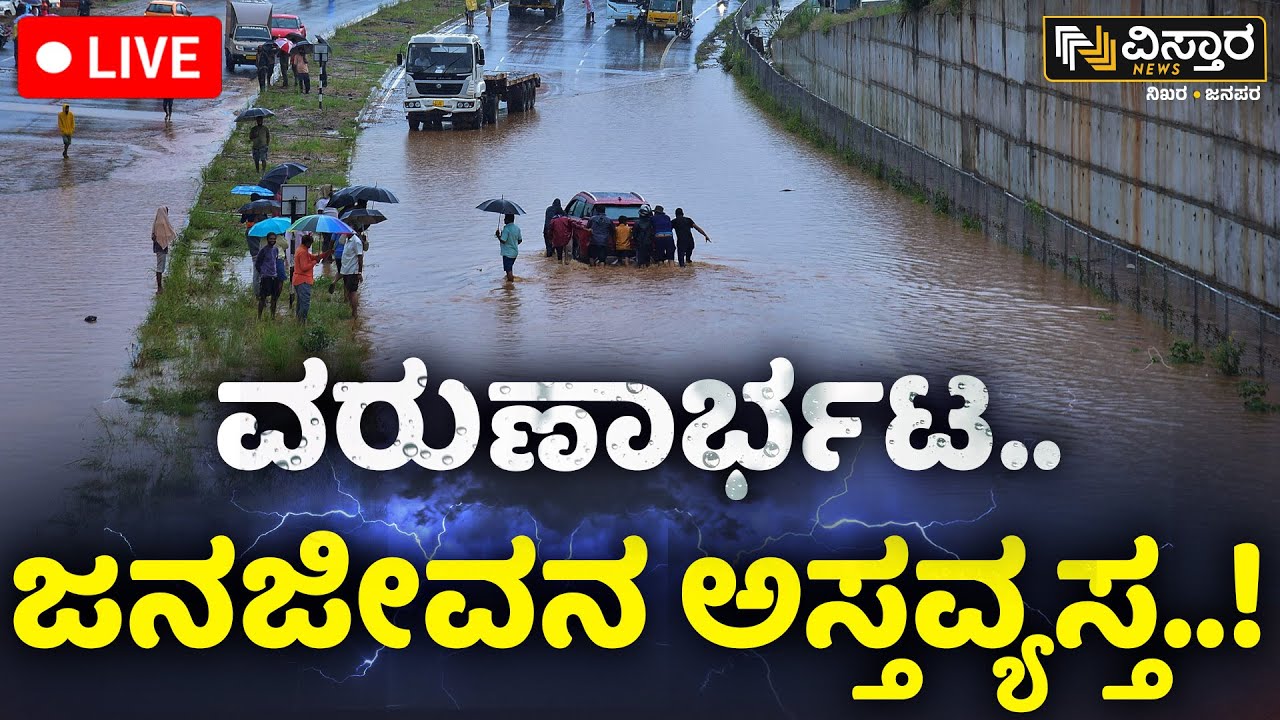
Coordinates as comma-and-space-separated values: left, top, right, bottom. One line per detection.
127, 0, 458, 415
775, 0, 902, 39
696, 12, 737, 65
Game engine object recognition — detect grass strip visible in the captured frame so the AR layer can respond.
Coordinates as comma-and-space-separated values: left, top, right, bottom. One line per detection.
127, 0, 458, 415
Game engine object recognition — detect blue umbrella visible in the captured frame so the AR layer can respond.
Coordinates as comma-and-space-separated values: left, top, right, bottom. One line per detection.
289, 214, 354, 234
232, 185, 276, 196
247, 217, 293, 237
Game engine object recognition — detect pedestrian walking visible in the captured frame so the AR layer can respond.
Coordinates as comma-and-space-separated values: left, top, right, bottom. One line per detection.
292, 235, 331, 322
651, 205, 675, 264
464, 0, 477, 28
497, 213, 521, 281
162, 98, 173, 121
485, 0, 494, 27
340, 230, 365, 320
78, 0, 91, 15
588, 206, 613, 267
256, 41, 276, 91
549, 213, 574, 265
543, 198, 563, 257
151, 206, 174, 294
249, 117, 270, 172
583, 0, 595, 24
292, 52, 311, 94
672, 207, 710, 267
57, 104, 74, 158
255, 233, 282, 319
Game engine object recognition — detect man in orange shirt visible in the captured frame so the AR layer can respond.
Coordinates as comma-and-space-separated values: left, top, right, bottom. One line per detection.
292, 234, 332, 323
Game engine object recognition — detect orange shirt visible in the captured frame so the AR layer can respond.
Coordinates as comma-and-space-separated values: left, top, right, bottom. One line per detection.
292, 246, 330, 286
614, 223, 632, 251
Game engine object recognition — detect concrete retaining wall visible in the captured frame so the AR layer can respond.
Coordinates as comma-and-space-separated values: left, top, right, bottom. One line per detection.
742, 0, 1279, 374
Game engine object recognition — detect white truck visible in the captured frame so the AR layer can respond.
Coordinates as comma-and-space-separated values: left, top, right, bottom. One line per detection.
225, 0, 274, 70
403, 32, 540, 131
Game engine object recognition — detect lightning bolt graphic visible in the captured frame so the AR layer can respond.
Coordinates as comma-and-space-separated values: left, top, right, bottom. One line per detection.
103, 527, 136, 556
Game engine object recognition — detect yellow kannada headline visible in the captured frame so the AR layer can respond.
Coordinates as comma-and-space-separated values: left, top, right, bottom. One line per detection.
12, 533, 1260, 712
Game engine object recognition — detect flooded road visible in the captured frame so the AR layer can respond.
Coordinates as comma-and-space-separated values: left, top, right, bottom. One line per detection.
1, 0, 1278, 716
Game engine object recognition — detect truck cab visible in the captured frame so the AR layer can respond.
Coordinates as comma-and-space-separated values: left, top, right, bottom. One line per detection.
225, 0, 273, 70
644, 0, 683, 33
403, 33, 487, 130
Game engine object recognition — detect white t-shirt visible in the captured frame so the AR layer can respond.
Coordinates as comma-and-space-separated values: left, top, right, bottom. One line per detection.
340, 235, 364, 275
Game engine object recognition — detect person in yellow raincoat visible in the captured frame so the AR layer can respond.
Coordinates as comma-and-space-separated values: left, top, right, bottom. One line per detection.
57, 104, 75, 158
464, 0, 477, 28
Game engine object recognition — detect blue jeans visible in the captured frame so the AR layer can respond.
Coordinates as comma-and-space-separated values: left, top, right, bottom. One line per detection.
295, 283, 313, 321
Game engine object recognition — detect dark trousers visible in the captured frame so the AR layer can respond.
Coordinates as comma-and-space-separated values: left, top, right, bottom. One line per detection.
162, 98, 173, 115
544, 230, 553, 257
279, 58, 289, 86
554, 246, 565, 261
298, 72, 311, 93
257, 66, 270, 90
677, 240, 694, 266
636, 246, 651, 267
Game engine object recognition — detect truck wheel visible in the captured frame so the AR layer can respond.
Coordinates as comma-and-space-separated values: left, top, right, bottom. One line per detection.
225, 51, 234, 72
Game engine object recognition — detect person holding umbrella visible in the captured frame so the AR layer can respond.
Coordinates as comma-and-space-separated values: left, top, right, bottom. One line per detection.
497, 214, 521, 282
249, 117, 270, 172
151, 207, 175, 294
291, 235, 331, 323
255, 39, 276, 92
275, 38, 292, 87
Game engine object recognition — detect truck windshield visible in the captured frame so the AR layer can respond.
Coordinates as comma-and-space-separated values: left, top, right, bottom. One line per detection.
235, 26, 272, 41
649, 0, 676, 11
408, 44, 474, 73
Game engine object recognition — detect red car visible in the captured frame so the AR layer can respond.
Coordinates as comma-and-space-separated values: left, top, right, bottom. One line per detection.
269, 13, 305, 39
563, 191, 647, 259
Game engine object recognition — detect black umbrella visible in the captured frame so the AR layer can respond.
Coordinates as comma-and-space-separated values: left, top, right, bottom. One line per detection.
259, 162, 308, 190
329, 185, 400, 208
290, 41, 313, 55
234, 107, 275, 122
476, 198, 526, 216
286, 32, 307, 43
339, 208, 388, 228
238, 199, 280, 214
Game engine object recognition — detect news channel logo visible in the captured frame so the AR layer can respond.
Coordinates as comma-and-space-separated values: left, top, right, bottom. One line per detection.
1042, 16, 1267, 83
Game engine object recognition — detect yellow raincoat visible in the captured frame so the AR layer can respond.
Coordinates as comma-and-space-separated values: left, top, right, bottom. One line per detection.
57, 106, 75, 136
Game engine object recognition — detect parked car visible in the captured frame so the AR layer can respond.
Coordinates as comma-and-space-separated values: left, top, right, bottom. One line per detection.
269, 12, 305, 39
145, 0, 192, 15
563, 191, 648, 260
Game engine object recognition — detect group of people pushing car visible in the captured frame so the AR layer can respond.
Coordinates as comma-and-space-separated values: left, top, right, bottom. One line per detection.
541, 200, 711, 268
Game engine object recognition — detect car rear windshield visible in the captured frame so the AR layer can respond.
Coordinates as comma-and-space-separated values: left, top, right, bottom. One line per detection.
235, 26, 272, 41
146, 3, 170, 12
600, 205, 642, 221
271, 16, 300, 28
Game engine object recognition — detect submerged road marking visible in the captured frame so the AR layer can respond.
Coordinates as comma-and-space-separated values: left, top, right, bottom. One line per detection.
658, 2, 719, 68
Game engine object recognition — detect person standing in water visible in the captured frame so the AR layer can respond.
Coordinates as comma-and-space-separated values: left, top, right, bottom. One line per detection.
255, 233, 282, 319
57, 104, 75, 158
543, 198, 563, 257
672, 207, 710, 267
249, 117, 270, 172
497, 213, 521, 282
151, 207, 175, 294
651, 205, 675, 265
